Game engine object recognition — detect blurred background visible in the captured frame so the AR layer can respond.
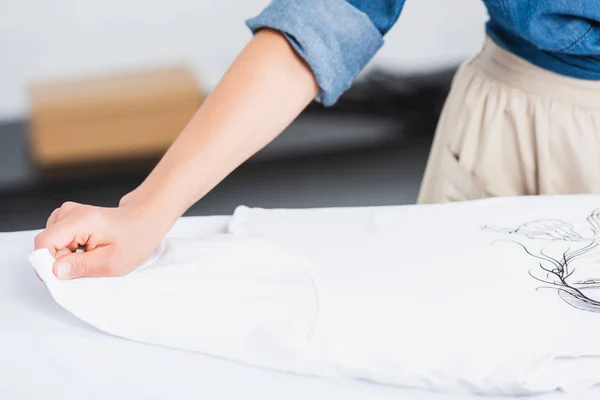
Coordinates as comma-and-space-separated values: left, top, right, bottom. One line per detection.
0, 0, 488, 232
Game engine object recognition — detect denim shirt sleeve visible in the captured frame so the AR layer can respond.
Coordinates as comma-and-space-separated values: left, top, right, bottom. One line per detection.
246, 0, 406, 106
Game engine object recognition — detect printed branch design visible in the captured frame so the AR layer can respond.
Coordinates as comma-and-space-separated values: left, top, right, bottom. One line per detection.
483, 209, 600, 313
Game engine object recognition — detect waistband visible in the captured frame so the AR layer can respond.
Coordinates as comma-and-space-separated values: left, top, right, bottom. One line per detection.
470, 37, 600, 108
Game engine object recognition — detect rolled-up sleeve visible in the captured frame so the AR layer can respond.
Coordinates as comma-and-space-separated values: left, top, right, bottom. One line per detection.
246, 0, 390, 106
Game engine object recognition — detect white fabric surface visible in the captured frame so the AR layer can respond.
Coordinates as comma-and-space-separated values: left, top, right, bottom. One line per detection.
25, 195, 600, 396
29, 235, 320, 374
4, 216, 516, 400
2, 217, 416, 400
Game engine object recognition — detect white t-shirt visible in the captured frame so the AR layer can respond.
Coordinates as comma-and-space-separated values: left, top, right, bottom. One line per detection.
30, 195, 600, 395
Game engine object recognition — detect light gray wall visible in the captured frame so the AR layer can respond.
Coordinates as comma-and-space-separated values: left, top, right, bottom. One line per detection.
0, 0, 487, 122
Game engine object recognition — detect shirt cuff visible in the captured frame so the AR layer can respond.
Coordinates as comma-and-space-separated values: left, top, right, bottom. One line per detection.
246, 0, 384, 106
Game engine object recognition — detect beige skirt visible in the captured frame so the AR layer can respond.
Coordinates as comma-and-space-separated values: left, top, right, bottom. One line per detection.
417, 36, 600, 204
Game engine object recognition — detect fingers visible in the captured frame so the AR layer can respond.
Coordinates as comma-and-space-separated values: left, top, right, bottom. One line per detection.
53, 246, 114, 280
46, 202, 82, 228
34, 206, 97, 256
51, 237, 85, 260
45, 202, 85, 259
46, 208, 60, 228
55, 248, 72, 259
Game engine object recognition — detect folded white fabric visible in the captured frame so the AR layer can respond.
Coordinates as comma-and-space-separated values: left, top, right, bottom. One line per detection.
30, 235, 320, 373
30, 195, 600, 395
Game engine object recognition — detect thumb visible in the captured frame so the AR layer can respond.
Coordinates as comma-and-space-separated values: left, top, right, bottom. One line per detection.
53, 247, 113, 280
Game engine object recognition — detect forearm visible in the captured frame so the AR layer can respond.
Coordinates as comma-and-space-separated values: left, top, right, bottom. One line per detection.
126, 29, 318, 226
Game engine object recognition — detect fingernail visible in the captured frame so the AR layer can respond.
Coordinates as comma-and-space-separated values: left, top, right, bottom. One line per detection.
56, 263, 71, 280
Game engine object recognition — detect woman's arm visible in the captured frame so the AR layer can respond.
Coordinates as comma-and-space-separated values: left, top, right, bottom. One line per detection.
123, 28, 319, 221
34, 28, 319, 279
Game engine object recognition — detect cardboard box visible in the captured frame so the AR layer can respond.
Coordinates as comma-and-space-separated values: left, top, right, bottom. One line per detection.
29, 65, 202, 168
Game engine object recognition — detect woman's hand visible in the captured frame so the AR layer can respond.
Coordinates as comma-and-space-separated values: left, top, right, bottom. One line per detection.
34, 200, 172, 280
33, 28, 318, 280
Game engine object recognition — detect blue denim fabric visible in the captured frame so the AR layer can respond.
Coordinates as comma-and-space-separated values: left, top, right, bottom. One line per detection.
247, 0, 600, 106
485, 1, 600, 81
246, 0, 386, 106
